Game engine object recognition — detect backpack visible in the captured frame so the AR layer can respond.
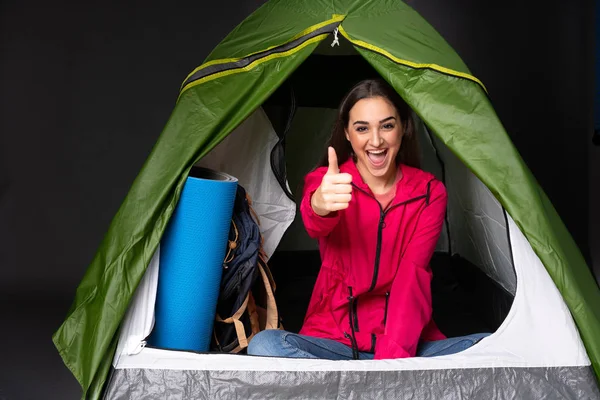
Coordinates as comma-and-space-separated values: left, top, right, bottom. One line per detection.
211, 185, 280, 353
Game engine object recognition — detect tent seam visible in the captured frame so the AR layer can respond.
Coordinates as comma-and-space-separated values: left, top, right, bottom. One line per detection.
337, 25, 487, 92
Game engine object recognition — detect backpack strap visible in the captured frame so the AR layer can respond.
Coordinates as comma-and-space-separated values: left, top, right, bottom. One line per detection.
246, 292, 261, 335
246, 193, 278, 293
257, 262, 278, 330
257, 247, 277, 291
215, 293, 251, 348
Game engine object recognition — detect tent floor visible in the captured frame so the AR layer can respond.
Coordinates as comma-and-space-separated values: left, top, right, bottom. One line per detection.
269, 251, 513, 338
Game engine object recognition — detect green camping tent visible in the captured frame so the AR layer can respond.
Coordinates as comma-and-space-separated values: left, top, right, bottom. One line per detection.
53, 1, 600, 399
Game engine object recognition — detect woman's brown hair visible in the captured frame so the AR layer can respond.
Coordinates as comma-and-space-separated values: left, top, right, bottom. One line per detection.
317, 79, 420, 169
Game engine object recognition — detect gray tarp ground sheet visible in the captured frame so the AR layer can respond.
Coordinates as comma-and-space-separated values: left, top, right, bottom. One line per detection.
104, 366, 600, 399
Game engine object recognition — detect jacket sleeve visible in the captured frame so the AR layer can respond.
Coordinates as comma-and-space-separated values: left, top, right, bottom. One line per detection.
300, 167, 342, 238
374, 179, 448, 359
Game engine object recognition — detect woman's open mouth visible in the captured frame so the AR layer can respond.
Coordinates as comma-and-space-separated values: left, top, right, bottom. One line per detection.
366, 149, 388, 168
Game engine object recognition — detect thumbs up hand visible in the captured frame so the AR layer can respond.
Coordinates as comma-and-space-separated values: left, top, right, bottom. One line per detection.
311, 147, 353, 216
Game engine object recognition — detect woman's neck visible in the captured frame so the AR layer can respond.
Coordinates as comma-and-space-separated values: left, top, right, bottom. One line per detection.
356, 163, 402, 195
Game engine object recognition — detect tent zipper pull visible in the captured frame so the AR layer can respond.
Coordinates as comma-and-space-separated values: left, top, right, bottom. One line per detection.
132, 340, 147, 355
331, 28, 340, 47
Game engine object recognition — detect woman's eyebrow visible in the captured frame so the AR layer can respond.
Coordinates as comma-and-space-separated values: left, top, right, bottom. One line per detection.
352, 116, 396, 125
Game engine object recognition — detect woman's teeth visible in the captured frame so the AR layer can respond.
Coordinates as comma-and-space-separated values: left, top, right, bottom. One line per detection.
367, 149, 388, 166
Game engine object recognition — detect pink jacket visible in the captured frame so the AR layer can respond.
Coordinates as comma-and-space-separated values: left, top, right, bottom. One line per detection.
298, 159, 447, 359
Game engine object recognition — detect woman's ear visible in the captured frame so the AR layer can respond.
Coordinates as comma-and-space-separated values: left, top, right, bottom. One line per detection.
345, 129, 350, 141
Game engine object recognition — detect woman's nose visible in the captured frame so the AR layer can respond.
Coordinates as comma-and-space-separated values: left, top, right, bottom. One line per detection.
370, 129, 383, 147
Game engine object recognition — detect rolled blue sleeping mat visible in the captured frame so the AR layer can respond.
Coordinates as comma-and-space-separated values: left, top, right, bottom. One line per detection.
150, 167, 238, 352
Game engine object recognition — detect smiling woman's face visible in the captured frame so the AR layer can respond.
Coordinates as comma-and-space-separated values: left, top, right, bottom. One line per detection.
345, 96, 403, 182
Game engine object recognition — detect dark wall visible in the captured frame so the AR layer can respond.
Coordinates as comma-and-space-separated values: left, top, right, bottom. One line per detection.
0, 0, 595, 293
593, 0, 600, 282
0, 0, 269, 294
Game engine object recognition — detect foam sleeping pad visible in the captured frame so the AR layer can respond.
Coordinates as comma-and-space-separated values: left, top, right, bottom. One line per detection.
150, 167, 238, 352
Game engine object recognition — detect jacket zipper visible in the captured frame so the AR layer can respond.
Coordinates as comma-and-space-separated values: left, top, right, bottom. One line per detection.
347, 286, 360, 331
371, 207, 385, 292
352, 294, 359, 332
351, 183, 429, 292
383, 291, 390, 326
347, 287, 359, 359
344, 332, 359, 360
370, 333, 376, 353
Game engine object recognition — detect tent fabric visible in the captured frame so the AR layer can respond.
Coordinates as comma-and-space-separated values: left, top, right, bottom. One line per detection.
113, 247, 160, 363
105, 367, 600, 400
423, 125, 516, 294
52, 1, 600, 397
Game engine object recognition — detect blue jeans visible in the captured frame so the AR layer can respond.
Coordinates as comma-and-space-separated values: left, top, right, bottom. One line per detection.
247, 330, 490, 360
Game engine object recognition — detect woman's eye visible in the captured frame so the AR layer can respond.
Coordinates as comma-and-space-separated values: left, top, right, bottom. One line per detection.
383, 124, 395, 130
356, 126, 368, 133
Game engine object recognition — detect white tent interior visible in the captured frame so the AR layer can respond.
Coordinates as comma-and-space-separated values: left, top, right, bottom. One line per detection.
111, 105, 588, 375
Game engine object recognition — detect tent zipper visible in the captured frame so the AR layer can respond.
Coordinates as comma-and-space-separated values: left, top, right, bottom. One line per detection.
180, 19, 343, 94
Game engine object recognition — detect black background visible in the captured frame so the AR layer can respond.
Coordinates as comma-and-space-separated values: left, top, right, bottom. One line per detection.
1, 1, 597, 398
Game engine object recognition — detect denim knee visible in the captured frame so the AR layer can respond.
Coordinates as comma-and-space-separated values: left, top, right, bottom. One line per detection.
247, 329, 286, 356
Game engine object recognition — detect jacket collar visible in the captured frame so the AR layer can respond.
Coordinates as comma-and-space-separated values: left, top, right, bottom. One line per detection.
339, 159, 429, 203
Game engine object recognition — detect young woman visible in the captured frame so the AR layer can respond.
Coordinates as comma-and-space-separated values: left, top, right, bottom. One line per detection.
248, 79, 488, 360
